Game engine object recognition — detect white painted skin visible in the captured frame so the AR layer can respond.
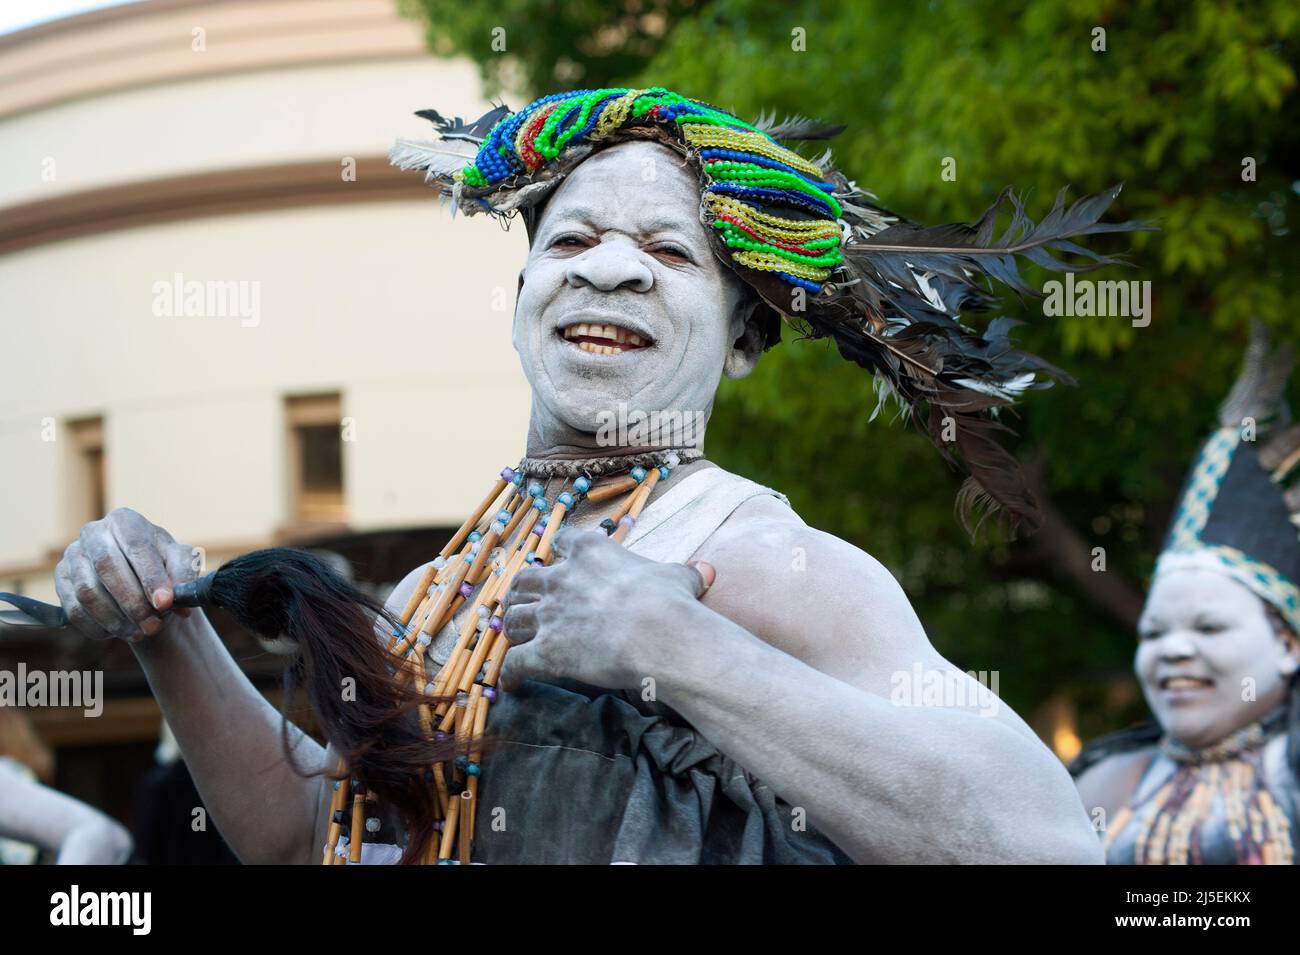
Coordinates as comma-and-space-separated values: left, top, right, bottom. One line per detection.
1136, 564, 1300, 748
1075, 559, 1300, 827
513, 140, 764, 456
52, 140, 1100, 863
0, 760, 133, 863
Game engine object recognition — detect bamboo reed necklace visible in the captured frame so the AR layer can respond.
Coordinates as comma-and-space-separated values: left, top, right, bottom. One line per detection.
321, 450, 691, 864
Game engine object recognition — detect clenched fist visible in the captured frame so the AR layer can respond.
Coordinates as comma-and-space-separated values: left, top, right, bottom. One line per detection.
54, 508, 199, 643
498, 526, 714, 693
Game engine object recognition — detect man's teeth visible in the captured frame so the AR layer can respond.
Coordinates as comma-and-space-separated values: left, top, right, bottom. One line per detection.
562, 322, 646, 351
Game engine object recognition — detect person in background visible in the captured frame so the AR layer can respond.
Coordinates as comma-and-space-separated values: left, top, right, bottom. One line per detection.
0, 755, 133, 864
1072, 324, 1300, 864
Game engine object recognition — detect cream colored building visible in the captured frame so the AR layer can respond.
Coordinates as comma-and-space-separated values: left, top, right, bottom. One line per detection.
0, 0, 533, 602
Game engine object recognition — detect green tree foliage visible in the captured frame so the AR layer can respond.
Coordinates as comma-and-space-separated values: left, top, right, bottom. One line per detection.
401, 0, 1299, 738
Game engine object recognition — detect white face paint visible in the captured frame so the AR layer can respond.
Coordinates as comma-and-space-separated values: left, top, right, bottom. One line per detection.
513, 140, 763, 455
1136, 565, 1300, 749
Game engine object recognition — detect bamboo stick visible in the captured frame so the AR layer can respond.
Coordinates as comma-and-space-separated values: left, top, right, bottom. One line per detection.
585, 474, 638, 502
321, 767, 349, 865
347, 789, 366, 863
324, 462, 680, 864
439, 475, 511, 560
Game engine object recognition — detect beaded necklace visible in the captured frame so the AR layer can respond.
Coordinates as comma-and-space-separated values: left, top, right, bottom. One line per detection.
321, 450, 689, 864
1104, 705, 1294, 865
1161, 706, 1288, 766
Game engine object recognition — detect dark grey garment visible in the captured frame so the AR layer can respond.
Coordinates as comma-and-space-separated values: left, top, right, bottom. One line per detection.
470, 678, 852, 864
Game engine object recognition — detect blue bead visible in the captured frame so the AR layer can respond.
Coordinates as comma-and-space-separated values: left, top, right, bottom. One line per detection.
497, 508, 511, 524
466, 762, 481, 776
468, 531, 482, 543
528, 482, 543, 498
660, 466, 670, 480
574, 476, 591, 493
558, 491, 574, 507
631, 466, 647, 483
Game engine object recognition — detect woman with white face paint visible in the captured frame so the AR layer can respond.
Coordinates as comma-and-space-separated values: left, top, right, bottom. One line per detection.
1073, 324, 1300, 865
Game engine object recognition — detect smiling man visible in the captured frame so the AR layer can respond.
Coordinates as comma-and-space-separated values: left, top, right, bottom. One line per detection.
54, 87, 1143, 864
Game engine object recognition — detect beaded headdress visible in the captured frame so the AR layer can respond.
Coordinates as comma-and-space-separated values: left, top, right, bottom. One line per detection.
1156, 321, 1300, 635
391, 86, 1149, 534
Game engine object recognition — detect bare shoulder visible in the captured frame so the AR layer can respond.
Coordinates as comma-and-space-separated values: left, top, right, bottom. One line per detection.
693, 493, 932, 676
698, 493, 899, 587
1073, 746, 1156, 820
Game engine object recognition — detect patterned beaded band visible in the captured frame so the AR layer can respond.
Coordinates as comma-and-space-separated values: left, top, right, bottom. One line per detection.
1156, 425, 1300, 637
455, 87, 845, 295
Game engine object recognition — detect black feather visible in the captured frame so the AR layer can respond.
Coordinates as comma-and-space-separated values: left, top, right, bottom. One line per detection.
849, 185, 1155, 305
414, 104, 511, 145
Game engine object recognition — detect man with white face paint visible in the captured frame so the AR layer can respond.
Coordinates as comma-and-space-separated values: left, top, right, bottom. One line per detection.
1074, 323, 1300, 864
52, 88, 1145, 863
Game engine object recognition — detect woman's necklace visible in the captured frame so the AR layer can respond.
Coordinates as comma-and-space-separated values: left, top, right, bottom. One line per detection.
1160, 706, 1287, 766
1106, 704, 1293, 865
321, 449, 694, 864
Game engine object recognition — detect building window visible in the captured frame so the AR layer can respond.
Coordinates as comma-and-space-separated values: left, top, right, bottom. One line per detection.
286, 393, 345, 524
66, 417, 105, 530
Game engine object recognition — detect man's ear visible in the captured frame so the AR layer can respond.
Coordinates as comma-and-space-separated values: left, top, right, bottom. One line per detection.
722, 294, 765, 380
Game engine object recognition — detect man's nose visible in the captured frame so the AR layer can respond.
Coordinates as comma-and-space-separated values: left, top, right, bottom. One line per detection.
565, 240, 653, 293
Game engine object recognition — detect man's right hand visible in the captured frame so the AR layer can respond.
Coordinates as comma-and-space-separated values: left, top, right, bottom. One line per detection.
53, 508, 199, 643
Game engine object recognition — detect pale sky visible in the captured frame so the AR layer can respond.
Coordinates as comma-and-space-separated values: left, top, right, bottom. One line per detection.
0, 0, 137, 37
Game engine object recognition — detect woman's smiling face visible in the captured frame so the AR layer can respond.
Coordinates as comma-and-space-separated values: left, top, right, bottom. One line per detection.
1136, 564, 1299, 748
513, 139, 759, 447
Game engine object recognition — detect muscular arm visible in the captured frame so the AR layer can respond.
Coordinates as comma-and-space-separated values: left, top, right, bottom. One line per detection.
0, 761, 133, 864
53, 508, 330, 865
502, 501, 1102, 864
132, 610, 327, 865
655, 504, 1101, 863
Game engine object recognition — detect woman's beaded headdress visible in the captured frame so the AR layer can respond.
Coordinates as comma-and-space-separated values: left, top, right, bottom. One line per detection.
392, 86, 1150, 534
1156, 321, 1300, 635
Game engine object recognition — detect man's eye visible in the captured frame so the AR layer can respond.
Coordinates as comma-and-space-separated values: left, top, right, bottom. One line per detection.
551, 235, 587, 249
651, 244, 691, 262
1196, 621, 1227, 635
1139, 629, 1162, 641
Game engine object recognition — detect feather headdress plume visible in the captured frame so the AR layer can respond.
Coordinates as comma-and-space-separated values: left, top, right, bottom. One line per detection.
390, 86, 1154, 535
